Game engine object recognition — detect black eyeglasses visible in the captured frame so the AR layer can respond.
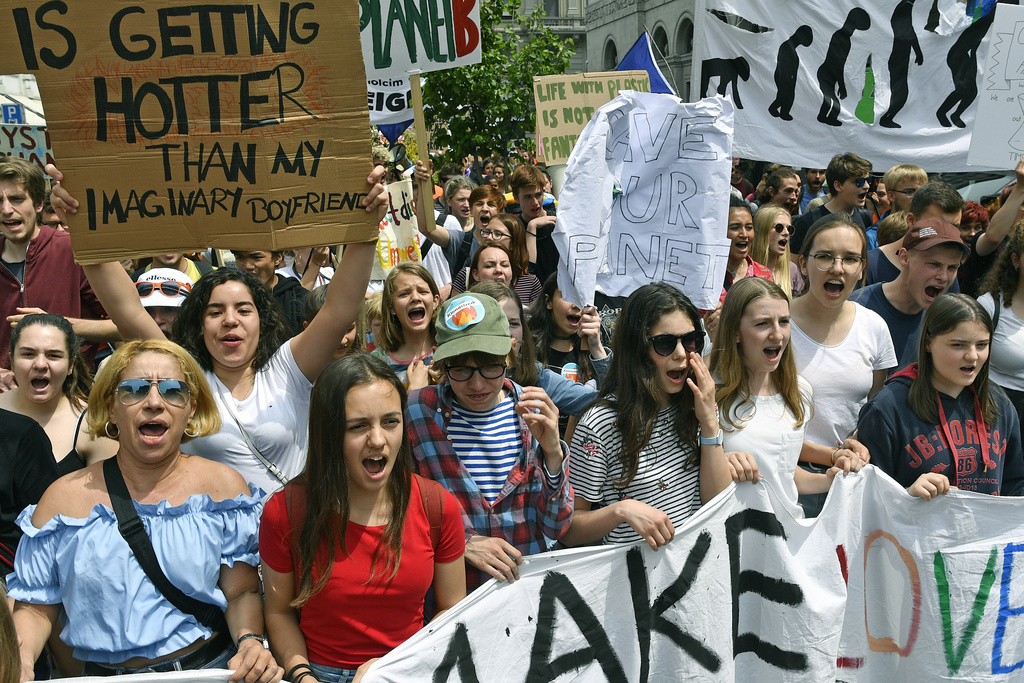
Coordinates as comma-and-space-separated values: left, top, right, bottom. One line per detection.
892, 187, 918, 197
116, 379, 192, 407
446, 364, 507, 382
772, 223, 793, 235
649, 331, 704, 357
854, 177, 871, 188
136, 281, 191, 298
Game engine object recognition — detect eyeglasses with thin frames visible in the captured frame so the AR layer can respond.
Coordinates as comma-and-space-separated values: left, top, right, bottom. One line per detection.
478, 228, 510, 240
772, 223, 793, 235
809, 253, 865, 271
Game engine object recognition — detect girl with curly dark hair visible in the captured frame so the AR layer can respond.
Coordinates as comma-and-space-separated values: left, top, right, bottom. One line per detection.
51, 164, 387, 493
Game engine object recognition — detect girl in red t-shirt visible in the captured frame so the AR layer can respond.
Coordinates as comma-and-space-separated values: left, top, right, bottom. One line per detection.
261, 354, 466, 683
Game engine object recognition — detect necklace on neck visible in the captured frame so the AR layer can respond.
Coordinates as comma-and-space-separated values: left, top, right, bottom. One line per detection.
553, 332, 575, 342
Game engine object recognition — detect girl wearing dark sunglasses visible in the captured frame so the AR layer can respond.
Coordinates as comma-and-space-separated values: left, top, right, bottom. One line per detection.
750, 205, 801, 298
562, 283, 755, 550
8, 339, 282, 680
710, 278, 860, 518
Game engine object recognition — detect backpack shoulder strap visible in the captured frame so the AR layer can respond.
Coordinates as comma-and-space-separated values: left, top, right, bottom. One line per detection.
414, 474, 445, 550
284, 480, 306, 575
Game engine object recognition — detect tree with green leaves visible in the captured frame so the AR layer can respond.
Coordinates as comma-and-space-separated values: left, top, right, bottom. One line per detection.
422, 0, 573, 168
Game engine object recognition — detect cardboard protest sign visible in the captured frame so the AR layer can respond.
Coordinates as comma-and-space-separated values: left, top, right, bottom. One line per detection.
553, 93, 734, 312
361, 466, 1024, 681
968, 4, 1024, 168
694, 0, 1003, 171
0, 124, 54, 169
371, 178, 422, 280
0, 0, 376, 264
534, 70, 651, 165
359, 0, 482, 75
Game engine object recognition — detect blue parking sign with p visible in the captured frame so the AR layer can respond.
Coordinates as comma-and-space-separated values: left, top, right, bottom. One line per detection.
2, 104, 23, 124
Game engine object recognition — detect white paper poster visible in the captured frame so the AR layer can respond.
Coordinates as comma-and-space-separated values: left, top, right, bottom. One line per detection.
552, 93, 733, 312
969, 4, 1024, 168
694, 0, 1003, 171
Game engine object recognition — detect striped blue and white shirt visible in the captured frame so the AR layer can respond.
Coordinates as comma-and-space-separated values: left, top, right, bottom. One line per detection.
450, 397, 522, 503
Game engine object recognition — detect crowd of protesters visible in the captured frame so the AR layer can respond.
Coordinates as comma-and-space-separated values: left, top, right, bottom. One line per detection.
1, 138, 1023, 683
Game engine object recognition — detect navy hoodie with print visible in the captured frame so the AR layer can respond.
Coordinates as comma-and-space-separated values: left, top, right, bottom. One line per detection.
857, 365, 1024, 496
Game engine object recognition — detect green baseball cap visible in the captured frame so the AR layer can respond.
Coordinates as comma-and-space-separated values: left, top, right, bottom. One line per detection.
433, 293, 512, 364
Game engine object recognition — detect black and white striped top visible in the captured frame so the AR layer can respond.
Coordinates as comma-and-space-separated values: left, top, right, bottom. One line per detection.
570, 402, 701, 545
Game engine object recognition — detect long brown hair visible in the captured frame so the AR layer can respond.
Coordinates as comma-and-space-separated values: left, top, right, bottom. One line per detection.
292, 354, 413, 606
910, 293, 997, 425
377, 263, 440, 353
710, 277, 806, 430
10, 313, 91, 411
597, 283, 703, 487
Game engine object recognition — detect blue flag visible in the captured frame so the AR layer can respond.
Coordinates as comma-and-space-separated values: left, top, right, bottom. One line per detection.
617, 33, 676, 95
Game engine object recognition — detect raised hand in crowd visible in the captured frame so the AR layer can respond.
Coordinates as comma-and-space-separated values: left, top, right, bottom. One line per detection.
575, 305, 607, 359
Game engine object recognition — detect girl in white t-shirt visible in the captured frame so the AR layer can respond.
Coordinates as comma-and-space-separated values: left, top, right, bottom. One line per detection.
710, 277, 859, 516
978, 223, 1024, 433
790, 215, 895, 514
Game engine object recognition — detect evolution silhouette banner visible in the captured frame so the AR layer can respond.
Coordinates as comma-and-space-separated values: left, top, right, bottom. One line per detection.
693, 0, 1004, 171
361, 466, 1024, 682
552, 92, 733, 311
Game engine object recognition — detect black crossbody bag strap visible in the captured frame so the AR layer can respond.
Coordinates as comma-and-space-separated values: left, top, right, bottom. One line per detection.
103, 458, 228, 632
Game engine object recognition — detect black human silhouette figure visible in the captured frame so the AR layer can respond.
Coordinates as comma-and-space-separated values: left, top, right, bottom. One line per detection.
701, 57, 751, 108
880, 0, 924, 129
769, 25, 814, 121
816, 8, 872, 127
935, 8, 995, 128
925, 0, 941, 32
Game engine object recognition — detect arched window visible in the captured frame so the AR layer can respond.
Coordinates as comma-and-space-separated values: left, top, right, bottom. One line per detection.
675, 18, 694, 56
603, 39, 618, 70
653, 26, 669, 57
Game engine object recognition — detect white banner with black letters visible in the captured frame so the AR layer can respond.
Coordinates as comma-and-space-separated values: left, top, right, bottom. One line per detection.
693, 0, 1003, 171
362, 465, 1024, 681
552, 92, 734, 312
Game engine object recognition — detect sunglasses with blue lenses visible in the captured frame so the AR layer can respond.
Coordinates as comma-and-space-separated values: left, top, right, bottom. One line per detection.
650, 331, 704, 356
116, 379, 192, 407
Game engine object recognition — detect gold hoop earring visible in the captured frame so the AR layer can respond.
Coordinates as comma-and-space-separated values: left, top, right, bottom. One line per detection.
104, 421, 119, 439
184, 419, 200, 438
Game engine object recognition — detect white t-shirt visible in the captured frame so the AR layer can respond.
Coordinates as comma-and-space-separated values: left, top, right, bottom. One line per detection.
978, 293, 1024, 392
276, 264, 334, 289
791, 303, 897, 447
721, 376, 812, 516
181, 341, 313, 494
570, 402, 701, 544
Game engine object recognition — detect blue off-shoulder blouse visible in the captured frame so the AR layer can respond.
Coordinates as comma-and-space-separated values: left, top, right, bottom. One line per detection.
6, 485, 263, 664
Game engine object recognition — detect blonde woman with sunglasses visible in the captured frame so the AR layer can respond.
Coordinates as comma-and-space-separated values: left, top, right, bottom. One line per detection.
751, 205, 802, 298
8, 340, 281, 681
